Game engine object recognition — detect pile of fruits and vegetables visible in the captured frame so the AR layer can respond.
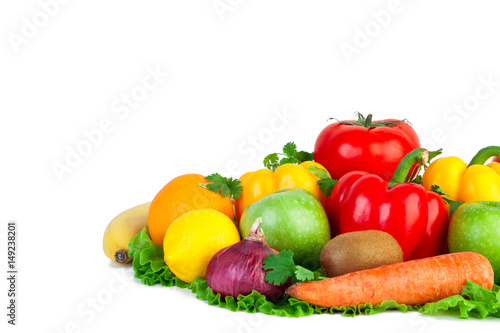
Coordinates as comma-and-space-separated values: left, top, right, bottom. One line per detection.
102, 113, 500, 319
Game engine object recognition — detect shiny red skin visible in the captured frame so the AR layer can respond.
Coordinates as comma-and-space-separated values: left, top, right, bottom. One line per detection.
326, 170, 369, 237
327, 172, 449, 260
408, 191, 450, 260
314, 119, 421, 182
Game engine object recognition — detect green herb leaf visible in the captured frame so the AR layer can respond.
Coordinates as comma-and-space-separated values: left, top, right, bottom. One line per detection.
308, 165, 337, 197
430, 185, 464, 216
282, 142, 297, 157
204, 173, 243, 199
443, 197, 465, 216
263, 249, 324, 285
294, 151, 314, 163
263, 153, 280, 171
307, 165, 329, 179
430, 184, 448, 196
263, 142, 314, 170
318, 178, 337, 197
295, 266, 316, 282
263, 250, 296, 286
279, 157, 298, 166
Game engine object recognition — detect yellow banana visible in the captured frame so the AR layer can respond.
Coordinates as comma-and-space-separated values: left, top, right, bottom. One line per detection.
103, 202, 151, 264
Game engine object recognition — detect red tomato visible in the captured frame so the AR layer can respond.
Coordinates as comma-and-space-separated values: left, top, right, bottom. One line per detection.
314, 114, 421, 182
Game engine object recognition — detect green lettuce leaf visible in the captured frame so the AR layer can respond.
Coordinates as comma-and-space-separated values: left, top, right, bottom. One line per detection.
420, 280, 500, 319
127, 229, 500, 319
127, 228, 188, 288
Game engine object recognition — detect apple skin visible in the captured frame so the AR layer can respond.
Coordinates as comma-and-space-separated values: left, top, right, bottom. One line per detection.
448, 201, 500, 284
239, 188, 331, 270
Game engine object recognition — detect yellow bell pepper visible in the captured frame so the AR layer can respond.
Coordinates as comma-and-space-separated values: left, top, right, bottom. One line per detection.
422, 146, 500, 202
235, 161, 329, 222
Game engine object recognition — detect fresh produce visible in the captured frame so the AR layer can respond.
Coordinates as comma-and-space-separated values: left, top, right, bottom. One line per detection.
163, 209, 240, 283
324, 170, 368, 236
448, 201, 500, 284
235, 161, 330, 222
206, 218, 289, 302
422, 146, 500, 202
285, 252, 494, 308
102, 202, 151, 264
314, 113, 421, 182
129, 216, 500, 319
104, 113, 500, 320
407, 189, 450, 260
239, 188, 330, 270
320, 230, 403, 278
148, 174, 236, 246
328, 148, 449, 260
325, 168, 449, 260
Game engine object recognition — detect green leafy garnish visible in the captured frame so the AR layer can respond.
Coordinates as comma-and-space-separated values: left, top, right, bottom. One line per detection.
203, 173, 243, 199
263, 250, 324, 285
127, 230, 500, 319
263, 142, 314, 171
307, 165, 337, 197
430, 184, 465, 216
420, 280, 500, 319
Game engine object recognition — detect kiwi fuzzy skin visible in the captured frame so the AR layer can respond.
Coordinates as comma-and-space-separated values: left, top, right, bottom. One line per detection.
320, 230, 404, 278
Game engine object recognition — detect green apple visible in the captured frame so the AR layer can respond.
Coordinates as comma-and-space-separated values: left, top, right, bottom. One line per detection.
448, 201, 500, 284
239, 188, 331, 270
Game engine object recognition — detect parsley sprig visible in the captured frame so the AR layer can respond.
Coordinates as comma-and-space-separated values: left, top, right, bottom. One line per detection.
202, 173, 243, 199
430, 184, 465, 216
263, 250, 326, 286
263, 142, 314, 171
307, 165, 337, 197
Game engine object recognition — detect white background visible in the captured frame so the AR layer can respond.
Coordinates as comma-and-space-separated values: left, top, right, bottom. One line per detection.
1, 1, 500, 332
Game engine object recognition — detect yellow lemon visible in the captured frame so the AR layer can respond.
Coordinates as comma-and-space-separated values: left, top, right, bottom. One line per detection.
163, 209, 240, 283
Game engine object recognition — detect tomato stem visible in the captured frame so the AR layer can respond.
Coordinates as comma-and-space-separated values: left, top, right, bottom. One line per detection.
387, 148, 429, 188
365, 114, 373, 127
337, 112, 408, 129
468, 146, 500, 167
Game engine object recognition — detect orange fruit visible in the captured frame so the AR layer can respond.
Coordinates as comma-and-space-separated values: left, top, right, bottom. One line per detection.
148, 174, 234, 246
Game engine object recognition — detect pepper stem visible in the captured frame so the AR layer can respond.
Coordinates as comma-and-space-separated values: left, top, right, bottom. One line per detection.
387, 148, 429, 188
468, 146, 500, 167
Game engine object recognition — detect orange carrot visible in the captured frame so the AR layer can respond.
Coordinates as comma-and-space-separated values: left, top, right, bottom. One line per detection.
287, 252, 494, 308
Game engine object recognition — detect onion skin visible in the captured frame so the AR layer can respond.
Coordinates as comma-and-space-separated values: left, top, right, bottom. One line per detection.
206, 218, 289, 302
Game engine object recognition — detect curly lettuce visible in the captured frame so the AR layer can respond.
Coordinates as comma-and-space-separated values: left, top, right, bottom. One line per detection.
128, 229, 499, 319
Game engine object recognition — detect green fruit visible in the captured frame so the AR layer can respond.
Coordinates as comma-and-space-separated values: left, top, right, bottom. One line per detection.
239, 188, 330, 270
448, 201, 500, 284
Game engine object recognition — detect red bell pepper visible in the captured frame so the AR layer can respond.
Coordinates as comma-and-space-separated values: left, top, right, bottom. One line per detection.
326, 148, 449, 260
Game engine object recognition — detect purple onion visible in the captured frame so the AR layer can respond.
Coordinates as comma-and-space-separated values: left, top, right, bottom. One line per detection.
206, 217, 289, 302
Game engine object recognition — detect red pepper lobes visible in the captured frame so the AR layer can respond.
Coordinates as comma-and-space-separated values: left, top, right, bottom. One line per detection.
326, 148, 449, 260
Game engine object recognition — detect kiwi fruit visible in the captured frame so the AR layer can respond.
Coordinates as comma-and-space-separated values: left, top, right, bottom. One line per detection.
320, 230, 403, 278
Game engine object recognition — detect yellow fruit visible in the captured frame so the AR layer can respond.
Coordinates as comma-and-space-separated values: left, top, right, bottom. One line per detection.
103, 202, 151, 264
148, 174, 234, 247
163, 209, 240, 283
